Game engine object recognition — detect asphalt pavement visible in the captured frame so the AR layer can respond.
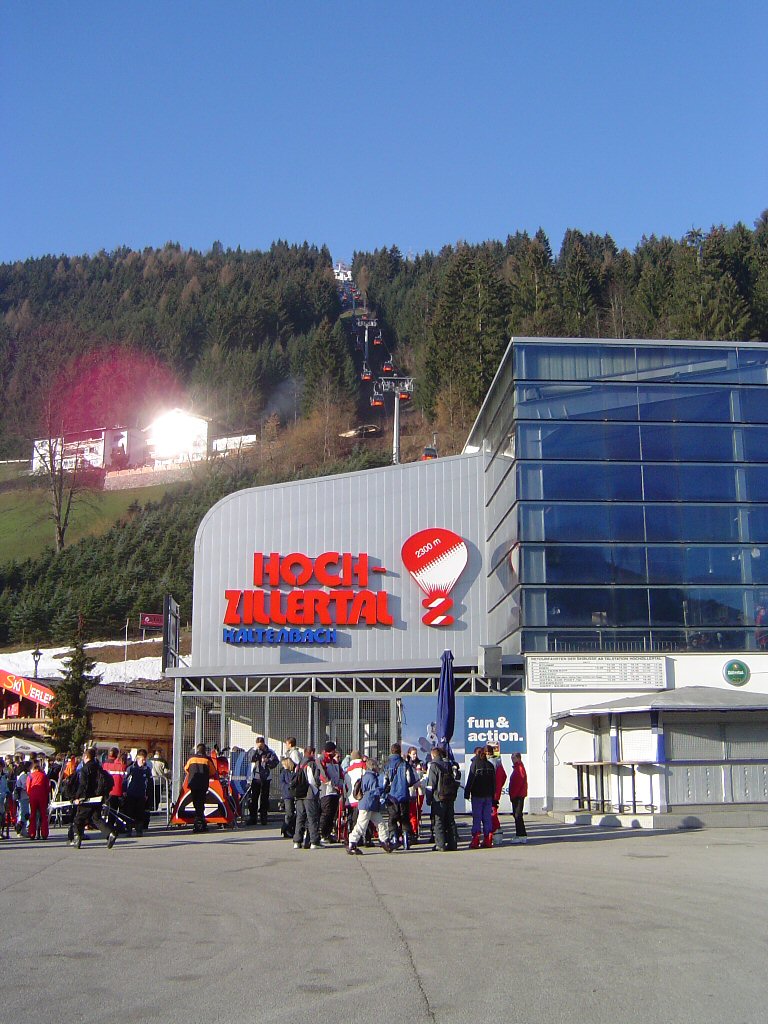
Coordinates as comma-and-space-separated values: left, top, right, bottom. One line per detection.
1, 815, 766, 1024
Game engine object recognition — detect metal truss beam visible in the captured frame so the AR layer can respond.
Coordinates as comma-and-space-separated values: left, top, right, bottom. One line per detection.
177, 670, 522, 697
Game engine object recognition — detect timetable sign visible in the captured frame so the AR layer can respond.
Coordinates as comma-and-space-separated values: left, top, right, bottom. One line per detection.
527, 655, 667, 691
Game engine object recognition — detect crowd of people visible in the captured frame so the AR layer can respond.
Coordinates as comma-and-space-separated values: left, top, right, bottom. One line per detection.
182, 736, 529, 853
1, 737, 529, 853
0, 747, 169, 849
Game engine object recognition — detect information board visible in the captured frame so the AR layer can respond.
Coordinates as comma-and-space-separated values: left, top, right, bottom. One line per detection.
526, 655, 667, 691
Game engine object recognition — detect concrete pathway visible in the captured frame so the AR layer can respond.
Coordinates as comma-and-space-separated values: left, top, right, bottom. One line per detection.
2, 816, 765, 1024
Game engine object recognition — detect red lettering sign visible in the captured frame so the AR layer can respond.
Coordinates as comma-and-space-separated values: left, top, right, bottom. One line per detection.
0, 669, 55, 708
140, 612, 164, 629
228, 551, 388, 629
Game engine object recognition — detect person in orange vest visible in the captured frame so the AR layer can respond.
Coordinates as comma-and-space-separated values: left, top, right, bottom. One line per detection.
183, 743, 218, 833
26, 760, 51, 840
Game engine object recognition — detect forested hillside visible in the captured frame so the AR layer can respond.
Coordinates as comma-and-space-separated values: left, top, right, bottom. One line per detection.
353, 214, 768, 450
1, 217, 766, 646
0, 241, 354, 456
0, 449, 387, 648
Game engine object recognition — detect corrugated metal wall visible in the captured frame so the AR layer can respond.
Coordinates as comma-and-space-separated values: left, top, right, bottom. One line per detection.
665, 713, 768, 805
191, 454, 490, 673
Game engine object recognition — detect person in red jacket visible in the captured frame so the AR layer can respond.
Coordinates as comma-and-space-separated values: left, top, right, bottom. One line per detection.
26, 760, 51, 840
508, 752, 528, 845
102, 747, 126, 815
486, 743, 507, 840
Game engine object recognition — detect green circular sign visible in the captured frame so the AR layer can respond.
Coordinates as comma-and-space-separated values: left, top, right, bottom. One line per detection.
723, 659, 751, 686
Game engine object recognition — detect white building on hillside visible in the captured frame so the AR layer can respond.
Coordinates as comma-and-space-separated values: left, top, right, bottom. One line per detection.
211, 433, 259, 456
32, 427, 143, 474
144, 409, 209, 468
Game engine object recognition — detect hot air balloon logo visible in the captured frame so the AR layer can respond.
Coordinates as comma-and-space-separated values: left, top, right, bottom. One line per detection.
401, 528, 468, 627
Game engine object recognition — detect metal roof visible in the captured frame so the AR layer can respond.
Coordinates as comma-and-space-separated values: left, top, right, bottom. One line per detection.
552, 686, 768, 720
86, 686, 174, 717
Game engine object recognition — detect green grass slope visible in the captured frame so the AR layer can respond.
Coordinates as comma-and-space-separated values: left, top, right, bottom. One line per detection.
0, 482, 183, 563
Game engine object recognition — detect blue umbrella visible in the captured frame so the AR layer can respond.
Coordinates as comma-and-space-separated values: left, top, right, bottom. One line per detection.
436, 649, 456, 760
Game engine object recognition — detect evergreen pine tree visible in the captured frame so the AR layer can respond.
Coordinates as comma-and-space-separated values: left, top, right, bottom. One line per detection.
47, 618, 101, 754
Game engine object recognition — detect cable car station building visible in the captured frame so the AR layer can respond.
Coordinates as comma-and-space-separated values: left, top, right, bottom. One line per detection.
171, 337, 768, 825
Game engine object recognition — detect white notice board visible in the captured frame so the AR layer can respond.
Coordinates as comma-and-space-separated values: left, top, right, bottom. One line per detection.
527, 655, 667, 691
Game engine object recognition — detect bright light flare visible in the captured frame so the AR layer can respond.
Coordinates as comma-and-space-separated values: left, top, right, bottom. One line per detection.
146, 409, 206, 460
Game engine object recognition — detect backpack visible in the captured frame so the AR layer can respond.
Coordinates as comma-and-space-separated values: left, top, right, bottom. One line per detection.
289, 765, 310, 799
96, 765, 114, 798
352, 775, 363, 801
59, 774, 77, 801
435, 762, 460, 802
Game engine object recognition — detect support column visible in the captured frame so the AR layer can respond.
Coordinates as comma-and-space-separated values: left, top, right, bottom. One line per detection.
172, 678, 184, 801
651, 710, 667, 812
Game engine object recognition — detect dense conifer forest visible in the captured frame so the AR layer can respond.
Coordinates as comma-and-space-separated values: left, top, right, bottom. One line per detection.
1, 216, 766, 646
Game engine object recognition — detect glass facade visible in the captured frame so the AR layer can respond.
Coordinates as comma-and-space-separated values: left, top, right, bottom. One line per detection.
470, 339, 768, 654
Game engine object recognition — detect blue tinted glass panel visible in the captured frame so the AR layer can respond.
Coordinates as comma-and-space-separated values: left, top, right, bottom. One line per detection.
514, 383, 639, 422
644, 505, 682, 541
744, 466, 768, 501
524, 547, 607, 584
613, 547, 648, 582
643, 465, 681, 500
524, 546, 647, 584
679, 466, 737, 501
525, 463, 642, 501
520, 503, 609, 542
649, 589, 685, 626
647, 548, 684, 583
516, 344, 610, 382
635, 346, 738, 384
641, 424, 735, 462
641, 425, 674, 462
683, 588, 745, 626
519, 423, 641, 461
637, 384, 733, 423
609, 505, 646, 541
613, 590, 651, 626
745, 507, 768, 540
518, 503, 648, 542
524, 588, 650, 627
605, 465, 644, 500
742, 427, 768, 462
668, 505, 740, 542
749, 549, 768, 584
644, 465, 737, 501
735, 349, 768, 385
737, 348, 768, 373
740, 388, 768, 425
684, 547, 743, 584
675, 425, 733, 462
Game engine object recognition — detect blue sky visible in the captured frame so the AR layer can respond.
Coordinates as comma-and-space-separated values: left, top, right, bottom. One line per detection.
2, 2, 766, 263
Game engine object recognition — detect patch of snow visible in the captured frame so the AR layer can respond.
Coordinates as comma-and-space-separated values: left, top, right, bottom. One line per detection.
0, 646, 165, 683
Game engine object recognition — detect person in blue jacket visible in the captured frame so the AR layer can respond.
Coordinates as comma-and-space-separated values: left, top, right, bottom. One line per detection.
249, 737, 279, 825
345, 757, 393, 855
384, 743, 417, 848
278, 757, 297, 838
123, 749, 153, 837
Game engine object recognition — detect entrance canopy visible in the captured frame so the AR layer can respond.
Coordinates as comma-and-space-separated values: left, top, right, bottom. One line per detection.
552, 685, 768, 721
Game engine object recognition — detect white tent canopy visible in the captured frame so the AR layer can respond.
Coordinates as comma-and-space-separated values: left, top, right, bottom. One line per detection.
0, 736, 55, 757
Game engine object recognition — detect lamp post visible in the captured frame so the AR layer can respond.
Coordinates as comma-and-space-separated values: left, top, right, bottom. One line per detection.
32, 647, 42, 680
